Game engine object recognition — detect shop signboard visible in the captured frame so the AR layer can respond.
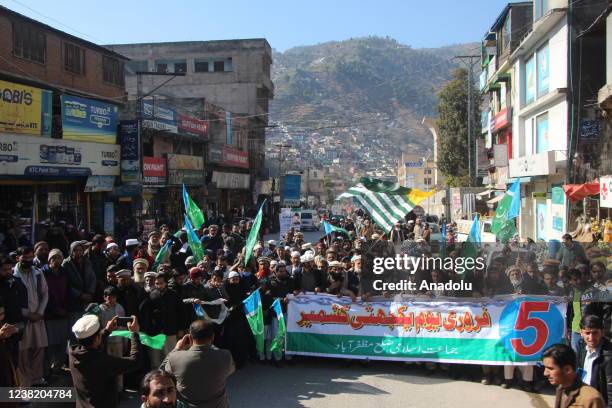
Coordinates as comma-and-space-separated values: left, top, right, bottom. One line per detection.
279, 208, 293, 239
119, 120, 139, 182
601, 175, 612, 208
283, 174, 301, 203
221, 145, 249, 168
0, 79, 52, 136
492, 108, 509, 132
84, 176, 115, 192
552, 216, 563, 232
178, 114, 208, 139
552, 184, 565, 205
532, 192, 547, 199
166, 153, 203, 171
168, 169, 204, 185
509, 151, 555, 178
209, 145, 222, 163
142, 101, 178, 133
61, 95, 118, 144
0, 134, 119, 176
143, 156, 167, 184
212, 171, 250, 189
580, 119, 599, 140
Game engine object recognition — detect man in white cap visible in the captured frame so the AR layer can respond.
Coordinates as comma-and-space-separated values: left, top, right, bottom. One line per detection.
69, 314, 141, 408
297, 252, 326, 293
288, 251, 302, 277
263, 240, 277, 258
123, 238, 140, 269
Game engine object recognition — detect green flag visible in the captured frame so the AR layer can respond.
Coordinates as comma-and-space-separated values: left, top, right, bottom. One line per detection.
152, 240, 172, 270
269, 298, 286, 357
491, 180, 520, 243
242, 289, 264, 355
109, 331, 166, 350
244, 200, 265, 266
184, 215, 204, 262
183, 184, 206, 229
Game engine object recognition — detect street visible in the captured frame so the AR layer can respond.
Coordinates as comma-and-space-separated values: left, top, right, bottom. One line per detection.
116, 358, 554, 408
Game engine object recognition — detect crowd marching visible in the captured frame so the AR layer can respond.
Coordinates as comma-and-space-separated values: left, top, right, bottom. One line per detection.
0, 209, 611, 407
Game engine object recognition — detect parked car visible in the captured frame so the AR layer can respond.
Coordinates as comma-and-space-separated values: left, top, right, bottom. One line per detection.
300, 210, 320, 231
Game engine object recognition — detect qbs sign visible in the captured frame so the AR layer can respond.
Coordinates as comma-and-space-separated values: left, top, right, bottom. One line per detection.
0, 80, 52, 135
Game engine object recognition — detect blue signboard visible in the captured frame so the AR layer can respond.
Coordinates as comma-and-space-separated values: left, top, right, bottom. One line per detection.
283, 174, 301, 201
119, 120, 139, 161
141, 101, 178, 132
61, 95, 118, 144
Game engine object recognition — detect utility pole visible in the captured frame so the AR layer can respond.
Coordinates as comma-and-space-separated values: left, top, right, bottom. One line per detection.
453, 55, 480, 187
274, 143, 291, 198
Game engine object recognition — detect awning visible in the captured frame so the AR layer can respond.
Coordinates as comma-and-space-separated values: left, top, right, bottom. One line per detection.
476, 189, 495, 198
563, 180, 600, 203
487, 194, 505, 204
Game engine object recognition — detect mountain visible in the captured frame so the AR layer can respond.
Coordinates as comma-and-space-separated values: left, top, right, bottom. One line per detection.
270, 37, 478, 154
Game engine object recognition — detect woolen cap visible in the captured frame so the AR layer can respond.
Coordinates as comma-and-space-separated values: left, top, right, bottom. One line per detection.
72, 314, 100, 339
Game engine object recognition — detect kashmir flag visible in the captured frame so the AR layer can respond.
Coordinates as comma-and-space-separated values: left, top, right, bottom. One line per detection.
184, 215, 204, 262
269, 298, 286, 356
244, 200, 266, 266
152, 240, 172, 270
243, 289, 264, 355
183, 184, 206, 230
337, 177, 435, 232
491, 179, 521, 243
460, 214, 481, 274
322, 221, 351, 238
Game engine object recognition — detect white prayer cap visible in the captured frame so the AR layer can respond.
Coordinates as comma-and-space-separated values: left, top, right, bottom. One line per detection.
302, 243, 312, 250
72, 314, 101, 339
228, 271, 240, 279
267, 240, 277, 246
351, 255, 362, 262
125, 238, 139, 247
371, 233, 381, 240
291, 251, 301, 257
144, 271, 157, 279
300, 252, 315, 263
106, 242, 119, 250
116, 269, 132, 278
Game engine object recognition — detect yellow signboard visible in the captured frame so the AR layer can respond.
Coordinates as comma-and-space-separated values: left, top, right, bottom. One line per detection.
0, 80, 51, 135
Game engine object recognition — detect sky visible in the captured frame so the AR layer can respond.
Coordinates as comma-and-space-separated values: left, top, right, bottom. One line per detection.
1, 0, 512, 51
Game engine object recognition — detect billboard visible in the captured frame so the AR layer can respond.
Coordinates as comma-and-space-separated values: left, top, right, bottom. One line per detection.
283, 174, 301, 204
61, 95, 118, 144
0, 133, 120, 176
143, 157, 166, 184
142, 100, 178, 133
0, 79, 52, 135
178, 114, 208, 139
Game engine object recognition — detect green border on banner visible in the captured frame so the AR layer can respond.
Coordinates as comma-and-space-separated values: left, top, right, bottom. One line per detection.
286, 332, 534, 364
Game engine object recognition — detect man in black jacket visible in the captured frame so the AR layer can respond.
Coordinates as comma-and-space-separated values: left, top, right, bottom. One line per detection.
0, 256, 26, 366
578, 315, 612, 407
69, 314, 141, 408
139, 272, 184, 368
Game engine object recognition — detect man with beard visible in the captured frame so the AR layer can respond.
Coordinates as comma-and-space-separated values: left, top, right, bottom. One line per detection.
139, 369, 188, 408
182, 268, 208, 327
106, 242, 130, 270
350, 254, 373, 301
139, 273, 184, 368
287, 251, 302, 277
296, 252, 326, 293
147, 231, 162, 264
105, 265, 119, 288
13, 246, 48, 386
200, 225, 223, 262
222, 223, 243, 255
502, 265, 535, 391
0, 256, 26, 370
115, 269, 146, 318
275, 246, 291, 265
222, 271, 253, 368
64, 241, 97, 325
256, 257, 272, 281
144, 271, 157, 294
33, 241, 50, 269
133, 259, 150, 286
85, 235, 109, 296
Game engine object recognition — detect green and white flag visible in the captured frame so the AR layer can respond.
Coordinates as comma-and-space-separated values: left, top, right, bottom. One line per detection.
270, 298, 286, 356
152, 240, 172, 270
244, 200, 266, 266
183, 184, 206, 230
243, 289, 265, 355
491, 179, 521, 243
110, 331, 167, 350
338, 177, 435, 232
184, 215, 204, 263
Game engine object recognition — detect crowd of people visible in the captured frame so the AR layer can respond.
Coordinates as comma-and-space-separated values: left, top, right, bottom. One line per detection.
0, 210, 611, 407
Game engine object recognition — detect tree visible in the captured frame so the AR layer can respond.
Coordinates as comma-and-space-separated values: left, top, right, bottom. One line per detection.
437, 68, 481, 187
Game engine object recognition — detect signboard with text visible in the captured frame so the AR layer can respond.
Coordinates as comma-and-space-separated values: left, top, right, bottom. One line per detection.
143, 157, 166, 184
61, 95, 118, 144
0, 79, 52, 136
601, 175, 612, 208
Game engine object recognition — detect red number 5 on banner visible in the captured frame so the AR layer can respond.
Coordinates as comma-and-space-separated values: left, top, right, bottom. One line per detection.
510, 301, 550, 356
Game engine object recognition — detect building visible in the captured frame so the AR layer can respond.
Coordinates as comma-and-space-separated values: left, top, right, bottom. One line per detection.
482, 0, 609, 241
106, 40, 273, 216
0, 5, 128, 241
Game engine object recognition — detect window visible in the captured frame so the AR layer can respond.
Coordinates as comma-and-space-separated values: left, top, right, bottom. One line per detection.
155, 60, 186, 74
103, 56, 124, 86
125, 60, 148, 75
535, 0, 549, 21
224, 58, 232, 72
535, 112, 549, 154
63, 42, 85, 75
424, 178, 432, 186
536, 44, 549, 98
524, 55, 535, 105
214, 61, 225, 72
13, 22, 46, 64
194, 60, 209, 72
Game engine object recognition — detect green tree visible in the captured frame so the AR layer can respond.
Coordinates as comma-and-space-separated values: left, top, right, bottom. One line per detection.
437, 68, 481, 187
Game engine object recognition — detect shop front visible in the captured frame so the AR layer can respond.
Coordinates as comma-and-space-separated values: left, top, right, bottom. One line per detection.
208, 144, 251, 217
0, 133, 120, 243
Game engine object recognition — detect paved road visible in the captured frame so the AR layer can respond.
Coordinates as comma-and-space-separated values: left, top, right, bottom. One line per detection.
116, 358, 554, 408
